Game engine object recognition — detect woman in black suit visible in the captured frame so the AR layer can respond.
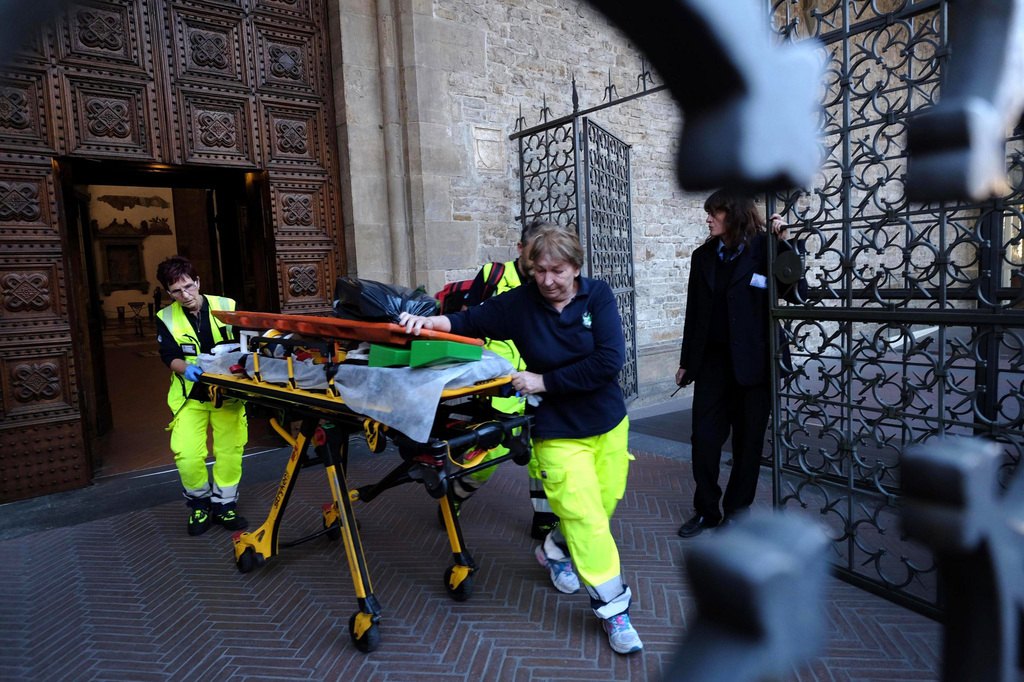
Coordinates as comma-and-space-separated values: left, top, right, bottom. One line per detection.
676, 189, 805, 537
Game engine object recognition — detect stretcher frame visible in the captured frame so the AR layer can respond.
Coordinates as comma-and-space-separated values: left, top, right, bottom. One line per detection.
199, 358, 531, 654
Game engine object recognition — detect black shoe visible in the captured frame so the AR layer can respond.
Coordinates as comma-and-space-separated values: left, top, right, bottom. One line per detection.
188, 508, 211, 536
716, 517, 738, 532
530, 512, 560, 541
530, 522, 556, 541
677, 514, 720, 538
213, 509, 248, 531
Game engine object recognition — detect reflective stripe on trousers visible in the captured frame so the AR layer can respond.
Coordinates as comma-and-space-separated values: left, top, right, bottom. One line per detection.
171, 398, 247, 499
533, 416, 633, 617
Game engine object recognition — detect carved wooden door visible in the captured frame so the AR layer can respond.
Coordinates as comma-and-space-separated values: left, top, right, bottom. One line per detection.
0, 0, 345, 503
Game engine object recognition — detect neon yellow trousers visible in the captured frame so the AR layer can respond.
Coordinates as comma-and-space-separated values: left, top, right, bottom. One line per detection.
169, 398, 247, 494
532, 417, 632, 587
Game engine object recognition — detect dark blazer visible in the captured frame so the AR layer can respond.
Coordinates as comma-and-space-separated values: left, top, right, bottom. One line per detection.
678, 232, 805, 386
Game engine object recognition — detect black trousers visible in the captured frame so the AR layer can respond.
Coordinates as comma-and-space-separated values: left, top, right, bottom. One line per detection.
690, 352, 771, 523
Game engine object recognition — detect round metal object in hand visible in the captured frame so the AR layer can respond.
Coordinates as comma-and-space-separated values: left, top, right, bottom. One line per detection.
774, 250, 803, 285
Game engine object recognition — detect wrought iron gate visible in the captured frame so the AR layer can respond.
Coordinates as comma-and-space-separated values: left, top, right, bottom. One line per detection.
513, 116, 638, 402
768, 0, 1024, 616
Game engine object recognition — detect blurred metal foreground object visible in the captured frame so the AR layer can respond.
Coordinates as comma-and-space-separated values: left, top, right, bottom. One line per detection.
663, 514, 830, 682
0, 0, 71, 65
582, 0, 823, 191
902, 438, 1024, 682
907, 0, 1024, 201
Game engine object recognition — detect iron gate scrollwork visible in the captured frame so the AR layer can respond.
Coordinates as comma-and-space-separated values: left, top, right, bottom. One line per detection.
515, 116, 638, 402
768, 0, 1024, 617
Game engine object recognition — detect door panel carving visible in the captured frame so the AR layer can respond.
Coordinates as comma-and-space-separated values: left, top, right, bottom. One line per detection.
261, 102, 324, 169
57, 1, 146, 73
270, 175, 331, 241
278, 252, 332, 310
0, 69, 55, 153
1, 345, 77, 419
179, 90, 257, 166
62, 76, 157, 158
0, 0, 345, 501
0, 261, 63, 323
169, 6, 248, 88
253, 22, 318, 97
0, 168, 58, 243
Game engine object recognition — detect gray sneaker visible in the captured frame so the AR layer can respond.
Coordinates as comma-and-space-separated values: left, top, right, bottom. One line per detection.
534, 545, 580, 594
603, 613, 643, 654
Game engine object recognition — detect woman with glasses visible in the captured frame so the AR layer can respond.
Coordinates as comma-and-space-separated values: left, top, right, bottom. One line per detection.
155, 256, 248, 536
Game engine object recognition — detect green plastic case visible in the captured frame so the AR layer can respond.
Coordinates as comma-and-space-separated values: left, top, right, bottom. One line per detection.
368, 344, 411, 367
408, 340, 482, 368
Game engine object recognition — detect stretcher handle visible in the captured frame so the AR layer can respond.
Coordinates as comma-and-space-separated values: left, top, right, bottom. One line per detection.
428, 415, 530, 455
269, 418, 297, 448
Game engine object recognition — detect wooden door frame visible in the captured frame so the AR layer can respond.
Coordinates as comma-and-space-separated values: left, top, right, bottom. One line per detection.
54, 158, 278, 471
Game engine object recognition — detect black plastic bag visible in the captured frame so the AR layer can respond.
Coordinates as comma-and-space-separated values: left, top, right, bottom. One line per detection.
333, 277, 437, 322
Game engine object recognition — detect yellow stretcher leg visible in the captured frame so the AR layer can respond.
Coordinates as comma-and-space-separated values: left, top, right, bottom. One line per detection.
231, 416, 383, 652
439, 496, 477, 601
314, 421, 382, 652
231, 417, 303, 572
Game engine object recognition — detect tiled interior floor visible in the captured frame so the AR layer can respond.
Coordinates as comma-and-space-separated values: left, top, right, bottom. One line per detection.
94, 316, 281, 478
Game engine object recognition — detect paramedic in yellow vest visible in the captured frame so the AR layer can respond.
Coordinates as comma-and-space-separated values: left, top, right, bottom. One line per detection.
155, 256, 248, 536
447, 219, 560, 541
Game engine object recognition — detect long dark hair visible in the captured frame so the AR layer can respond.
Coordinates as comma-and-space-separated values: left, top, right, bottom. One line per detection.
703, 189, 765, 248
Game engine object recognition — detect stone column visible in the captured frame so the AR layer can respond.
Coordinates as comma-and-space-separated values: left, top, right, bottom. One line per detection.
328, 0, 394, 284
328, 0, 480, 294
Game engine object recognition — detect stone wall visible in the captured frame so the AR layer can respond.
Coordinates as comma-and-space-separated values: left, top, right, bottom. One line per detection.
329, 0, 711, 407
431, 0, 711, 404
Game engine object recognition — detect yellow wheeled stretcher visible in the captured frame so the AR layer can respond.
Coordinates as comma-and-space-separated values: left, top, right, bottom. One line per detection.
197, 329, 532, 654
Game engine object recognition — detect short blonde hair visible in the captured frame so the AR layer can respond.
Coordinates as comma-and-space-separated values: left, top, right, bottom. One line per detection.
524, 223, 585, 269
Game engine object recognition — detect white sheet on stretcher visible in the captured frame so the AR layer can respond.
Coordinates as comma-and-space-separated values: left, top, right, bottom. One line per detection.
198, 347, 514, 443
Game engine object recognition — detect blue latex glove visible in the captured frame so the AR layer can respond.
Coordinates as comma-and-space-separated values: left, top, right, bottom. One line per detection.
184, 364, 204, 382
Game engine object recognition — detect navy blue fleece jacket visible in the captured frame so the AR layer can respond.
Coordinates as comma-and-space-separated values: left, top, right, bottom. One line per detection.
447, 276, 627, 439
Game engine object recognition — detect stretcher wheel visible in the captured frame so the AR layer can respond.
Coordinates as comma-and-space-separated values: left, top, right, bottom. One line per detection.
443, 565, 474, 602
364, 419, 387, 454
323, 517, 341, 541
348, 613, 381, 653
237, 547, 258, 574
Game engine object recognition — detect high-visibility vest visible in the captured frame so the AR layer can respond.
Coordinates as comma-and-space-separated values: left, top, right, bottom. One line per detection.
481, 261, 524, 372
157, 295, 236, 412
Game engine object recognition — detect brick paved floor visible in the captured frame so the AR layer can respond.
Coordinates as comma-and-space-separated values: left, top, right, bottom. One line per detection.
0, 439, 943, 681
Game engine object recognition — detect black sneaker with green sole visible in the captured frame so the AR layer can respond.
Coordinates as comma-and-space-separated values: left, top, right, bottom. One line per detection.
188, 508, 211, 536
213, 509, 248, 531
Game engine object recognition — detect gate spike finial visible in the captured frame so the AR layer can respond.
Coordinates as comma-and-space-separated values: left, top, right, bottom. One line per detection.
571, 73, 579, 114
514, 103, 525, 132
540, 93, 551, 123
603, 68, 618, 103
637, 57, 655, 92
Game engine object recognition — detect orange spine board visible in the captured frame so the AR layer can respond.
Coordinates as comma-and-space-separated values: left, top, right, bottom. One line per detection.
213, 310, 485, 347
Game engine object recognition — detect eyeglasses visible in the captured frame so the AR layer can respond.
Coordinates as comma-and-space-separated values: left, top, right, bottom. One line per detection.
168, 281, 198, 296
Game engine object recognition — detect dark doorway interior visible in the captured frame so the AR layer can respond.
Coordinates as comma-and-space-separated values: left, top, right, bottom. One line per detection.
56, 160, 282, 478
